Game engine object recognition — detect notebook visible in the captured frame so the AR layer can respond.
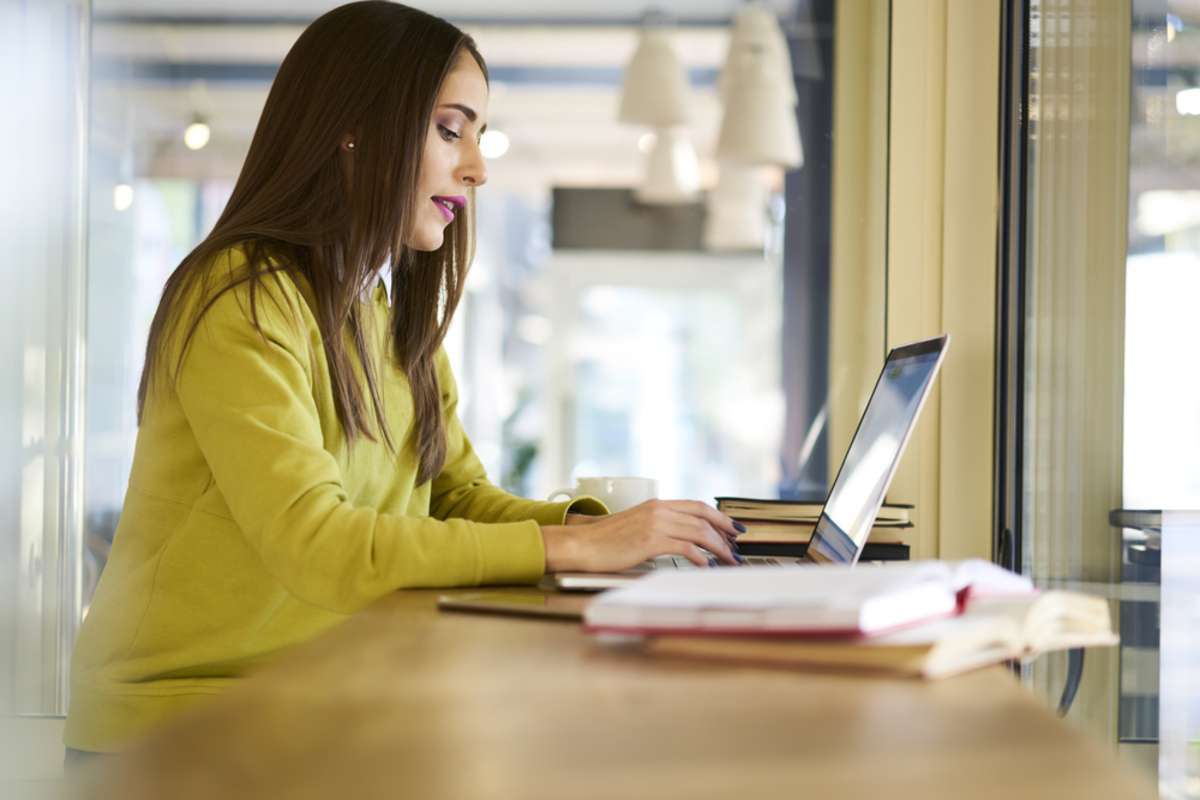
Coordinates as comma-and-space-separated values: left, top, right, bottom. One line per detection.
583, 559, 1034, 637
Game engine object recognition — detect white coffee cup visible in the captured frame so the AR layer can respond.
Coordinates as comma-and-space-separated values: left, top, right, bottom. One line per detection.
548, 476, 658, 513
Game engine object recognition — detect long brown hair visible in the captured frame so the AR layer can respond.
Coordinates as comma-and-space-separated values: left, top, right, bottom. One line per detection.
137, 1, 487, 484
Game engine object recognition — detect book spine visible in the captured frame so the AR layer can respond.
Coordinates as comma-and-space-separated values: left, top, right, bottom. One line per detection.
736, 542, 911, 561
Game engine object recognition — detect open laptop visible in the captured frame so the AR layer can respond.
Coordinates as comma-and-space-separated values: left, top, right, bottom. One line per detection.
548, 334, 950, 590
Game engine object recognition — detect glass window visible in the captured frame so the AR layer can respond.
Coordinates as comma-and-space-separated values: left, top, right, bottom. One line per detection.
1013, 0, 1200, 786
64, 3, 889, 714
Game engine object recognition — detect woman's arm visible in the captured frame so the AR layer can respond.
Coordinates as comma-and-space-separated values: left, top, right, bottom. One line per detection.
422, 350, 743, 573
542, 500, 744, 572
173, 279, 549, 613
428, 349, 608, 526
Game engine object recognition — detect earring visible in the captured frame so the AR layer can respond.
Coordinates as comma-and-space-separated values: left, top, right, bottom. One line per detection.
346, 141, 356, 151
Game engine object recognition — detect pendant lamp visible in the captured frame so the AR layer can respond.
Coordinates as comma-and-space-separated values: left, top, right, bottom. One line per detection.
618, 27, 691, 128
719, 3, 796, 105
635, 128, 701, 204
704, 163, 769, 250
716, 47, 803, 169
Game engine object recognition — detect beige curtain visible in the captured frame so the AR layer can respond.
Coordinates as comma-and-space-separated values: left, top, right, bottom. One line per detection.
1023, 0, 1131, 742
1024, 0, 1130, 585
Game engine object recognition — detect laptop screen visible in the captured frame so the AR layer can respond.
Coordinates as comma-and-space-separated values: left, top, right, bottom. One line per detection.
806, 336, 947, 564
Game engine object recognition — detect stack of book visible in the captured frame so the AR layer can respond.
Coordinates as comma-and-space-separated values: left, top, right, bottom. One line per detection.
583, 560, 1119, 679
716, 496, 914, 561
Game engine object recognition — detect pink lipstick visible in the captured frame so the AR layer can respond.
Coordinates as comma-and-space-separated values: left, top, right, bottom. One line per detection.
432, 195, 466, 223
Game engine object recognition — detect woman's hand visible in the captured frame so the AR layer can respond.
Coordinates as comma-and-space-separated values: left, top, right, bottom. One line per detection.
542, 499, 744, 573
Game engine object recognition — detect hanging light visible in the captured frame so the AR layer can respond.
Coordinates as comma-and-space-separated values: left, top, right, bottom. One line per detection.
704, 163, 769, 250
716, 47, 803, 169
635, 128, 700, 204
720, 3, 796, 105
183, 114, 211, 150
618, 26, 691, 128
1176, 87, 1200, 116
114, 142, 135, 211
113, 183, 134, 212
479, 129, 510, 159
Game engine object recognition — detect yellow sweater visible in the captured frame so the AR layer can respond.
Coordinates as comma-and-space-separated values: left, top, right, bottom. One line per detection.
65, 249, 604, 752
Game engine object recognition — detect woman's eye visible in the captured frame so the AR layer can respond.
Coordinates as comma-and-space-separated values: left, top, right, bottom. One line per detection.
438, 125, 461, 142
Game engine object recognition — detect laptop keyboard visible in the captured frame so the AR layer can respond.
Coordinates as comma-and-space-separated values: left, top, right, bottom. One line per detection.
646, 555, 783, 569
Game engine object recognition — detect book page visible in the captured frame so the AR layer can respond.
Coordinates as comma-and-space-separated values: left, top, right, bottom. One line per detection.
949, 559, 1035, 595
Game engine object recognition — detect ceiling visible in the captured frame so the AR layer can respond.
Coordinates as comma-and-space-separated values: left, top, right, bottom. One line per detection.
91, 4, 811, 196
93, 0, 797, 22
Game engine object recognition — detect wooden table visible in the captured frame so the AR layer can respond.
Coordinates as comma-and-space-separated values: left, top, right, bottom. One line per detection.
83, 588, 1157, 800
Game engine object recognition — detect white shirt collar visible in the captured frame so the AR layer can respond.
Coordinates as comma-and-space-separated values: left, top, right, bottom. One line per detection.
379, 265, 392, 303
361, 265, 392, 305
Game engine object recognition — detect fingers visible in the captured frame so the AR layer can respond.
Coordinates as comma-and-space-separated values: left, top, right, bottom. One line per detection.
659, 540, 711, 568
608, 499, 741, 566
657, 499, 744, 540
661, 509, 738, 565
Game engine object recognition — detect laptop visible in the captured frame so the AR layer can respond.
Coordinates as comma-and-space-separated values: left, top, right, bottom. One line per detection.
548, 334, 950, 591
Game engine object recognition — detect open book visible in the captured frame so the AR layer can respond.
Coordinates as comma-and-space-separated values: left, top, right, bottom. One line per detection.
641, 592, 1116, 678
584, 560, 1117, 678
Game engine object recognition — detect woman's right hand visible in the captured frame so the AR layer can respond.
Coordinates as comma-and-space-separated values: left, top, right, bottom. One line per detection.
541, 499, 743, 573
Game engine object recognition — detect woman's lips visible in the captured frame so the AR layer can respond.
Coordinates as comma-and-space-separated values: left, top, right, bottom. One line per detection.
432, 195, 466, 223
432, 198, 454, 222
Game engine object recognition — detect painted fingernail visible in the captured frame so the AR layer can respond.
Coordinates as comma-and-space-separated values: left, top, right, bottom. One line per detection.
733, 521, 747, 533
706, 556, 718, 567
734, 554, 746, 564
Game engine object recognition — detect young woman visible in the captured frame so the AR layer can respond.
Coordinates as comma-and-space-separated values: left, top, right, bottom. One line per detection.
64, 1, 741, 756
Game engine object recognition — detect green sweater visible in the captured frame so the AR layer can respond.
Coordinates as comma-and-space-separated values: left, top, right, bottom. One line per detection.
65, 249, 604, 752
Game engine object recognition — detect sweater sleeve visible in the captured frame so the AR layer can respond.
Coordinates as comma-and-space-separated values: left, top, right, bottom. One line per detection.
429, 349, 609, 525
173, 277, 555, 614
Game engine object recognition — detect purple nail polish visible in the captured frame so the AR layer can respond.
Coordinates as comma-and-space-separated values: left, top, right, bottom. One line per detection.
733, 521, 747, 533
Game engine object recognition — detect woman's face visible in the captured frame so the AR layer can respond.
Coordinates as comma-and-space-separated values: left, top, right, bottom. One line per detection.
406, 50, 489, 251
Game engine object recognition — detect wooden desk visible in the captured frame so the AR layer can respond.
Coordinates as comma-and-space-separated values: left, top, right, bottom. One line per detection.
86, 588, 1156, 800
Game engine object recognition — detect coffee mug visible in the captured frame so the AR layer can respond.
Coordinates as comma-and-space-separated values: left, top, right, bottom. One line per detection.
548, 476, 658, 513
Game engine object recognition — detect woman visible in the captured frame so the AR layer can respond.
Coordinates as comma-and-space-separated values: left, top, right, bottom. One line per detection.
65, 0, 740, 757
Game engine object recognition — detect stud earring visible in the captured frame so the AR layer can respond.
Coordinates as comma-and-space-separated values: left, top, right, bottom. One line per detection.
346, 141, 356, 151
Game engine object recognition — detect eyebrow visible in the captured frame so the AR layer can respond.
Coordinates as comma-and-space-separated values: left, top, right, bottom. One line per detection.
438, 102, 488, 136
439, 103, 477, 122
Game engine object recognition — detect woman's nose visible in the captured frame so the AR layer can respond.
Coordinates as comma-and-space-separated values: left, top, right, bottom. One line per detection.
458, 141, 488, 188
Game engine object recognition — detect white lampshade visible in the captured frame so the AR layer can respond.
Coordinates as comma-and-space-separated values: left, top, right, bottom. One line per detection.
719, 4, 796, 105
635, 128, 700, 204
716, 53, 803, 169
618, 28, 691, 127
704, 163, 769, 250
709, 162, 768, 207
705, 206, 769, 251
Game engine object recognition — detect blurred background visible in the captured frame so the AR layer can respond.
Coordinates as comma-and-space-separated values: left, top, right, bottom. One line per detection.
4, 0, 1200, 794
5, 0, 889, 720
78, 0, 862, 620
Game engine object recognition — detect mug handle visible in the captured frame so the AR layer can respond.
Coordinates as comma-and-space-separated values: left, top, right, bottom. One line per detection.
547, 488, 576, 502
